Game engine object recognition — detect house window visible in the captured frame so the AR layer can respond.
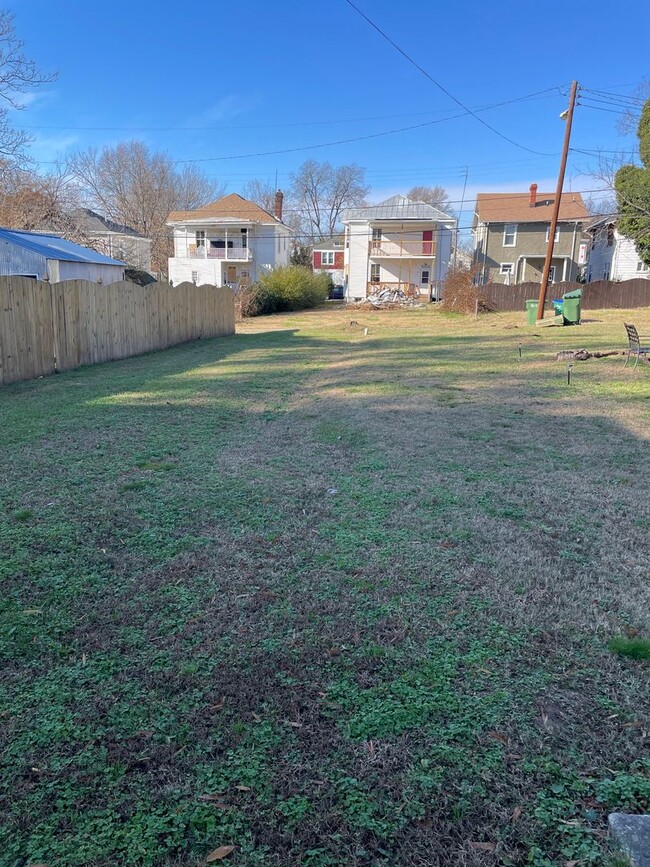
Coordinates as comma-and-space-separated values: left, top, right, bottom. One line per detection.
421, 269, 430, 285
372, 227, 382, 242
370, 264, 380, 283
503, 224, 517, 246
500, 263, 514, 283
636, 261, 649, 272
195, 230, 206, 247
548, 265, 556, 283
607, 227, 614, 247
240, 228, 248, 248
545, 224, 560, 243
321, 251, 335, 265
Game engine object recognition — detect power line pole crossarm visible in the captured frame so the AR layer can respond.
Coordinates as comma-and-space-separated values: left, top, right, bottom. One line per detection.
536, 80, 579, 322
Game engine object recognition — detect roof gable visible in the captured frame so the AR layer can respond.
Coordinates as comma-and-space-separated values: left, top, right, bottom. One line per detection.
343, 194, 455, 224
475, 191, 589, 224
167, 193, 284, 225
73, 208, 147, 238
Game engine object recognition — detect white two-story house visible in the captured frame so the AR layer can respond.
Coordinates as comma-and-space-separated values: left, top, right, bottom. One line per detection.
585, 215, 650, 282
342, 195, 455, 302
167, 191, 292, 287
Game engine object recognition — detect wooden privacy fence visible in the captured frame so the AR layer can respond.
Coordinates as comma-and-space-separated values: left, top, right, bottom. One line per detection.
482, 278, 650, 312
0, 277, 235, 386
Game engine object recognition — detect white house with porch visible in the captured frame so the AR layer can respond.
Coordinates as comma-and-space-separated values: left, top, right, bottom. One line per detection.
342, 195, 455, 302
167, 192, 292, 287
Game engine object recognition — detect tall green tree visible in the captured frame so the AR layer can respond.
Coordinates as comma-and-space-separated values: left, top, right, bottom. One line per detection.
615, 99, 650, 266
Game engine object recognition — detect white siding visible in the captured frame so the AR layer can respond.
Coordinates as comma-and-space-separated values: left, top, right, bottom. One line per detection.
56, 261, 125, 284
433, 227, 453, 295
612, 233, 650, 281
346, 223, 371, 300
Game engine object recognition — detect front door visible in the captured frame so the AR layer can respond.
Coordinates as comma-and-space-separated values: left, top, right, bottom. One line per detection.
226, 265, 237, 283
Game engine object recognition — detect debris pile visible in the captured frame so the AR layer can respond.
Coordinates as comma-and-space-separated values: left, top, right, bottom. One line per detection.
356, 288, 423, 309
555, 349, 624, 361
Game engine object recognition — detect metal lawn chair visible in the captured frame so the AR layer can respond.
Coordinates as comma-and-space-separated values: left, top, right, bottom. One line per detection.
624, 323, 650, 369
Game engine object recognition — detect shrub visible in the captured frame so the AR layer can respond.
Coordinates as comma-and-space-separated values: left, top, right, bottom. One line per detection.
440, 265, 492, 314
239, 266, 330, 317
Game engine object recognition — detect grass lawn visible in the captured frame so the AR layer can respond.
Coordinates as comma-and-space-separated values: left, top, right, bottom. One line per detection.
1, 304, 649, 867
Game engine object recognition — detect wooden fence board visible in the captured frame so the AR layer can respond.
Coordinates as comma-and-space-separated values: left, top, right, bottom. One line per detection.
483, 278, 650, 312
0, 278, 235, 386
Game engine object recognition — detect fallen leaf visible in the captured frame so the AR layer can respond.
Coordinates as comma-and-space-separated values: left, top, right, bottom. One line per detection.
327, 647, 341, 657
198, 794, 228, 806
205, 846, 235, 862
488, 731, 508, 744
470, 841, 496, 851
564, 861, 580, 867
211, 699, 225, 711
415, 818, 433, 830
510, 805, 523, 822
234, 785, 250, 791
288, 721, 302, 728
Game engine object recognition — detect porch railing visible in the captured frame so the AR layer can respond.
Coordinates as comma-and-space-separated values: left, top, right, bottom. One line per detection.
369, 240, 436, 257
188, 245, 252, 261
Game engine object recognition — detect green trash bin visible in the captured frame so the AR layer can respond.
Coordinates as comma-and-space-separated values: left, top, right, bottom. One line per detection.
562, 288, 583, 325
525, 299, 539, 325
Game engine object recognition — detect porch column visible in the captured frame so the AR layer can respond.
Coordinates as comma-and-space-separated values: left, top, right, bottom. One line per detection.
521, 258, 526, 282
562, 258, 567, 281
225, 228, 228, 260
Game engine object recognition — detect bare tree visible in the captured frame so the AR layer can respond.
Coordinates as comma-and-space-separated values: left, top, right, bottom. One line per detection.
0, 11, 55, 175
407, 185, 454, 214
242, 178, 278, 214
616, 79, 650, 136
290, 160, 368, 241
68, 141, 224, 274
0, 162, 89, 242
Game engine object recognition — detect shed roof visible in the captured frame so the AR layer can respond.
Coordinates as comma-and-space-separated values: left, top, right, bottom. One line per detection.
475, 191, 589, 223
343, 194, 455, 224
167, 193, 284, 225
0, 227, 126, 265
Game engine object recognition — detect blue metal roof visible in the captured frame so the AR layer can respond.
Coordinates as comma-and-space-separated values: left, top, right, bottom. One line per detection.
0, 227, 125, 266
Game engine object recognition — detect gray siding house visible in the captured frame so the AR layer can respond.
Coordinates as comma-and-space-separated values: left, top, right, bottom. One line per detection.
72, 209, 152, 272
473, 184, 590, 285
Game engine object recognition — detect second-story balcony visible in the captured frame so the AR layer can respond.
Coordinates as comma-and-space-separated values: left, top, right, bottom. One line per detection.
369, 240, 437, 258
188, 243, 253, 261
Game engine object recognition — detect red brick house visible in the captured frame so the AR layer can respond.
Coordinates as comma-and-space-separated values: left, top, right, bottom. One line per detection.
312, 235, 345, 287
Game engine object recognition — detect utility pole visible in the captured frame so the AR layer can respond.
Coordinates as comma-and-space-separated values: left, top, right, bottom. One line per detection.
536, 80, 578, 321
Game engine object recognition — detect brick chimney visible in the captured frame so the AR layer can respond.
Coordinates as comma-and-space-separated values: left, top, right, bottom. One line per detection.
529, 183, 538, 207
274, 190, 284, 221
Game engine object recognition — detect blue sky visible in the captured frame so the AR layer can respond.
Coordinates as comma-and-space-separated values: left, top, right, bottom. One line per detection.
11, 0, 647, 232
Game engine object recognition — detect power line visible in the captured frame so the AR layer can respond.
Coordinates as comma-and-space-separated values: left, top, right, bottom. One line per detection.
173, 89, 562, 164
21, 95, 561, 133
343, 0, 559, 157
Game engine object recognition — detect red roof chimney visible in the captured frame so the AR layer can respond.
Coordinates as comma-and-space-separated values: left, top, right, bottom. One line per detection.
529, 183, 538, 207
274, 190, 284, 221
